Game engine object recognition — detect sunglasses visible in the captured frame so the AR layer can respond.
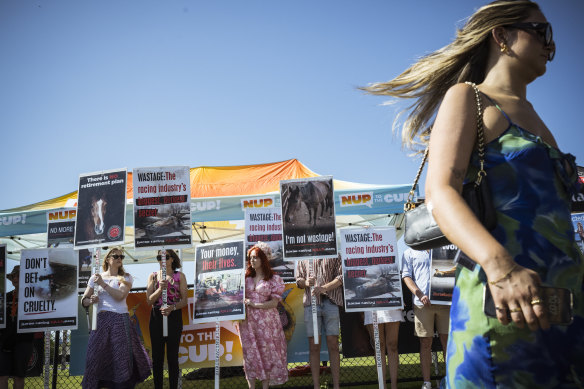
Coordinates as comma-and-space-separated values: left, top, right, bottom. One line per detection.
507, 22, 555, 61
110, 254, 125, 260
157, 255, 173, 261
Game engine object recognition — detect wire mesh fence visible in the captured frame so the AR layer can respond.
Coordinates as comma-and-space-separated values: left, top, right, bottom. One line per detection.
13, 331, 445, 388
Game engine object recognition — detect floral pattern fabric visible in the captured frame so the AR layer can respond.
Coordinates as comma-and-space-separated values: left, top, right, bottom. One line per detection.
238, 275, 288, 385
444, 120, 584, 388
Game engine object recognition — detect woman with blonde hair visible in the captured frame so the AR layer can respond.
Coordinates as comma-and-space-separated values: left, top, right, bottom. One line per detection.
365, 1, 583, 387
81, 247, 151, 388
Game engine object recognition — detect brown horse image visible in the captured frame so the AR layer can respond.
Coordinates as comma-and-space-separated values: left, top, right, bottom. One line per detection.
284, 181, 332, 227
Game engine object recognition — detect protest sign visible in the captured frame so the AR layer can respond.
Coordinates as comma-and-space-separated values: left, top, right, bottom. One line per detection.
572, 166, 584, 212
340, 227, 403, 312
46, 209, 76, 248
572, 212, 584, 254
74, 169, 127, 249
18, 248, 78, 332
45, 209, 91, 291
244, 208, 294, 283
280, 176, 337, 260
429, 244, 458, 305
193, 241, 245, 324
133, 166, 192, 249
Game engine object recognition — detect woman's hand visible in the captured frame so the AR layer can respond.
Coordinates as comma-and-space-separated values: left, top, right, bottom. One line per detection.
244, 298, 254, 308
486, 263, 549, 331
88, 295, 99, 305
306, 276, 316, 287
160, 304, 174, 316
94, 274, 106, 288
159, 278, 168, 292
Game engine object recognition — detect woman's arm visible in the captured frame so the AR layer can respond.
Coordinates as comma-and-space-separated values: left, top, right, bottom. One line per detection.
146, 272, 162, 306
426, 83, 548, 331
97, 274, 132, 301
175, 272, 189, 310
81, 284, 96, 307
247, 298, 279, 309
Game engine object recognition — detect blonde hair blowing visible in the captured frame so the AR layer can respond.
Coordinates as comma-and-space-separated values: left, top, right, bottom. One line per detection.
363, 0, 540, 151
102, 247, 131, 287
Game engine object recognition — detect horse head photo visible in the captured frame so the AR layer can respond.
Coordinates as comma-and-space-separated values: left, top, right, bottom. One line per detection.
90, 196, 107, 236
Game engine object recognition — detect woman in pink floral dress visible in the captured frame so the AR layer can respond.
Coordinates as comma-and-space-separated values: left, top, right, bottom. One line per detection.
238, 243, 288, 388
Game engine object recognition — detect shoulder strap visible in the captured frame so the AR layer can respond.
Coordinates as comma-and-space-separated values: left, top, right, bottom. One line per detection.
464, 82, 488, 185
405, 82, 488, 212
481, 93, 512, 125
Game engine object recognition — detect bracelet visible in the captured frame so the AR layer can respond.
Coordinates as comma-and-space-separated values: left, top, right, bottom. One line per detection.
488, 264, 518, 286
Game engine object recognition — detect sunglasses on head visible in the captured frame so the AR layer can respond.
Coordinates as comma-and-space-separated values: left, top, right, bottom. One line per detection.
110, 254, 125, 260
507, 22, 555, 61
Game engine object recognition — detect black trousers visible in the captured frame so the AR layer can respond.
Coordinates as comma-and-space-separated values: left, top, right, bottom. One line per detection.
149, 308, 183, 389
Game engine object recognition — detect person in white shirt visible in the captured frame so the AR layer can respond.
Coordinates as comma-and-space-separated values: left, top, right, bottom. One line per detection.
401, 248, 449, 389
81, 247, 151, 389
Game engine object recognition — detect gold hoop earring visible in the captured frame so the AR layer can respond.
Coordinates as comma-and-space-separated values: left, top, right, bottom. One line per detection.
500, 42, 509, 54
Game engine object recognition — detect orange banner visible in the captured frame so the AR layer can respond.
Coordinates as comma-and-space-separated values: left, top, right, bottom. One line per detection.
126, 290, 244, 368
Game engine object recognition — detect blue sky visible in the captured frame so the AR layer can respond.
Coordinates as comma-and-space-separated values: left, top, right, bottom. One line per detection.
1, 0, 583, 211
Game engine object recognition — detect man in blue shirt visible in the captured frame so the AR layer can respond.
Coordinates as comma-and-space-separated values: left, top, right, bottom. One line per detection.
401, 248, 450, 389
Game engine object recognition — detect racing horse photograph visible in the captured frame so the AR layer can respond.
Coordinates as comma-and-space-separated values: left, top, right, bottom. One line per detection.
282, 178, 333, 228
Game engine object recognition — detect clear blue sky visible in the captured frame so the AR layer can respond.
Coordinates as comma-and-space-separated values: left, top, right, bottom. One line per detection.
1, 0, 583, 210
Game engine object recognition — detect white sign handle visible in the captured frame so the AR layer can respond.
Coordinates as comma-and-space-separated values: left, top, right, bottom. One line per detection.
44, 331, 50, 389
310, 258, 319, 345
161, 248, 168, 338
373, 312, 384, 388
214, 321, 221, 389
91, 248, 100, 330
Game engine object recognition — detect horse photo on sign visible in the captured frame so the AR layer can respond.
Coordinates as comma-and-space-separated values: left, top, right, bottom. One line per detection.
280, 176, 337, 260
74, 169, 127, 249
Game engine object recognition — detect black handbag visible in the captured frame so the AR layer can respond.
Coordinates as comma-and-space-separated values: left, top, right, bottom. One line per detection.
403, 82, 496, 250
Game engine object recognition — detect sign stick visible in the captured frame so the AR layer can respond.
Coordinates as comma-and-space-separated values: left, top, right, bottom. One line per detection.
214, 321, 221, 389
310, 258, 319, 345
177, 249, 183, 389
161, 248, 168, 338
91, 248, 100, 330
373, 312, 384, 388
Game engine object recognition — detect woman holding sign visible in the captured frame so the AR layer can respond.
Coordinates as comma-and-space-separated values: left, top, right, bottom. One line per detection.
238, 243, 288, 389
81, 247, 151, 389
364, 310, 401, 389
146, 249, 188, 389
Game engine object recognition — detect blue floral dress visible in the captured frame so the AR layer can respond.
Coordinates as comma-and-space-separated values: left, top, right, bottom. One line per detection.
444, 103, 584, 388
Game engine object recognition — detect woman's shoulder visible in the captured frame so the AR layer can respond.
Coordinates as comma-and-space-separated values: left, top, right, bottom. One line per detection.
443, 82, 477, 103
270, 274, 284, 285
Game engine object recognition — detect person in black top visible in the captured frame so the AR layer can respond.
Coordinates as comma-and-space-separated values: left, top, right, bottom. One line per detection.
0, 266, 34, 389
